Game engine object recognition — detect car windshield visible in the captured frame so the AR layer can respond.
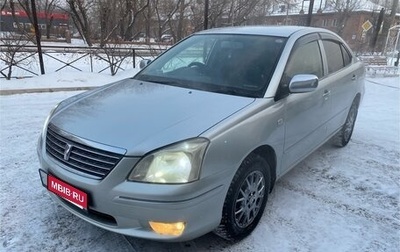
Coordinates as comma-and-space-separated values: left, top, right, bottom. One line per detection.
135, 34, 287, 98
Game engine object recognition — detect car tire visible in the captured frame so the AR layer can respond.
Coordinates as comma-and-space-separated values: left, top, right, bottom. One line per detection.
332, 99, 359, 147
214, 153, 271, 241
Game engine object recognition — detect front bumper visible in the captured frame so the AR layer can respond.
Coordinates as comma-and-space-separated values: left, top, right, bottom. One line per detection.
37, 141, 228, 242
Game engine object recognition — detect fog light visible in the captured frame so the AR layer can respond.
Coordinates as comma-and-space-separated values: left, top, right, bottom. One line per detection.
149, 221, 186, 236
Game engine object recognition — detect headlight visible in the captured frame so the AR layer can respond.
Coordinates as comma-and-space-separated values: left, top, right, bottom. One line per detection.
128, 138, 209, 184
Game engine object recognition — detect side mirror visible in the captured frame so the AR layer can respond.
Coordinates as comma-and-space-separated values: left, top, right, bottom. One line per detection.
289, 74, 318, 93
139, 59, 152, 69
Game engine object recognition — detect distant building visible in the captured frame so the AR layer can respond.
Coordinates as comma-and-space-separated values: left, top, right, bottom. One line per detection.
247, 0, 400, 52
0, 9, 69, 38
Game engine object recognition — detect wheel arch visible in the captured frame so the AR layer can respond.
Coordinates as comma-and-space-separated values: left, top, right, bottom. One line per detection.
354, 93, 361, 107
251, 145, 277, 192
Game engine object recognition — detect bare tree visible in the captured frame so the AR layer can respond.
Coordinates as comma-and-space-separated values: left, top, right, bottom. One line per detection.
144, 0, 153, 42
1, 0, 8, 11
6, 0, 63, 39
20, 0, 62, 38
379, 0, 399, 52
40, 0, 60, 39
174, 0, 191, 41
189, 0, 266, 29
92, 0, 150, 74
120, 0, 150, 41
269, 0, 299, 25
6, 0, 35, 40
153, 0, 182, 40
187, 0, 203, 32
97, 0, 117, 46
66, 0, 95, 46
16, 0, 33, 24
208, 0, 230, 28
0, 33, 33, 79
99, 42, 134, 75
325, 0, 361, 35
252, 0, 274, 17
0, 1, 34, 79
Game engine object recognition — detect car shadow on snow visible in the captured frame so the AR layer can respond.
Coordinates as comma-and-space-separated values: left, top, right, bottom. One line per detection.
124, 233, 234, 251
40, 205, 234, 251
47, 205, 234, 251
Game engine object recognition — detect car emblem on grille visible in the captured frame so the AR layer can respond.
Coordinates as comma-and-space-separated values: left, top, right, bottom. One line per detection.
63, 143, 73, 161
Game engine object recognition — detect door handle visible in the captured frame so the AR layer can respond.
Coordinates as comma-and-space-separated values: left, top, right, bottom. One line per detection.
351, 75, 357, 81
323, 90, 331, 100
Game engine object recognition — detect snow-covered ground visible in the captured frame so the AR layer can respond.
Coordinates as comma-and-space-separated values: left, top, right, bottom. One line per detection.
0, 73, 399, 252
0, 70, 138, 91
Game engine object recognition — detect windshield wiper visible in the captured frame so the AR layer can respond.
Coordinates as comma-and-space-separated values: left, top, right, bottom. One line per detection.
136, 75, 182, 86
206, 86, 242, 96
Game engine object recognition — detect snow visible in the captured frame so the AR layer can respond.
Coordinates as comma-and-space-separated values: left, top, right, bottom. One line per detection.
0, 71, 137, 91
0, 73, 399, 251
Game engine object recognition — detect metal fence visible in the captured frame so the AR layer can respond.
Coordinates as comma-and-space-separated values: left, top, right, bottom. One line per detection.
0, 44, 166, 79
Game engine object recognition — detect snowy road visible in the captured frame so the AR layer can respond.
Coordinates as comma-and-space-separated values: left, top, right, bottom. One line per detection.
0, 77, 399, 251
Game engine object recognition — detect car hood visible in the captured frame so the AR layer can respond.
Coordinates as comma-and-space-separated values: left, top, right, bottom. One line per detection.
50, 79, 255, 156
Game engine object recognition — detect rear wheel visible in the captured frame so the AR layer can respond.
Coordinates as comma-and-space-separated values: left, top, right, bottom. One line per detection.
214, 153, 271, 241
332, 99, 359, 147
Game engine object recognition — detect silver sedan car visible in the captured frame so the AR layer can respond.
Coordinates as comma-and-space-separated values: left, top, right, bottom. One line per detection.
37, 26, 365, 242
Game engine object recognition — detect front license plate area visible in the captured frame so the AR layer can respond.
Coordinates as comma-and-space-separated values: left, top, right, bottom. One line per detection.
47, 174, 88, 210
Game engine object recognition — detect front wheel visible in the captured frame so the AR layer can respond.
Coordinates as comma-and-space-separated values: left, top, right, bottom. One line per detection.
332, 99, 359, 147
214, 153, 271, 241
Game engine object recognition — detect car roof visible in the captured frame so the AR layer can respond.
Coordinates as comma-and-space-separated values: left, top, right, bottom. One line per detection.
195, 25, 326, 38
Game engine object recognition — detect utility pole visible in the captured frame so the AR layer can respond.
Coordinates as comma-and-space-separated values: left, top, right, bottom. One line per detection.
204, 0, 209, 30
306, 0, 315, 26
371, 8, 385, 51
31, 0, 45, 75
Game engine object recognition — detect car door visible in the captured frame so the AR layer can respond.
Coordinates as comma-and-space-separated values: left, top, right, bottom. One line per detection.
319, 34, 361, 134
275, 34, 331, 175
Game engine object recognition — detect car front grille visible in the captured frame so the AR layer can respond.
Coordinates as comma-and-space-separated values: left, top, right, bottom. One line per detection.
45, 124, 124, 179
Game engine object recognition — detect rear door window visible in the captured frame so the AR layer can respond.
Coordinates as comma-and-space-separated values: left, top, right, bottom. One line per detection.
341, 44, 352, 66
322, 40, 345, 74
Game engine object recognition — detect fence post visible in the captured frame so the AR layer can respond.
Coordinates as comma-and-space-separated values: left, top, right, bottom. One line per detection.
133, 49, 135, 68
90, 50, 93, 72
31, 0, 45, 75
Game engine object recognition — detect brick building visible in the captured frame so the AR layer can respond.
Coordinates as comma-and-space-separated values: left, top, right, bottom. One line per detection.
246, 1, 400, 53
